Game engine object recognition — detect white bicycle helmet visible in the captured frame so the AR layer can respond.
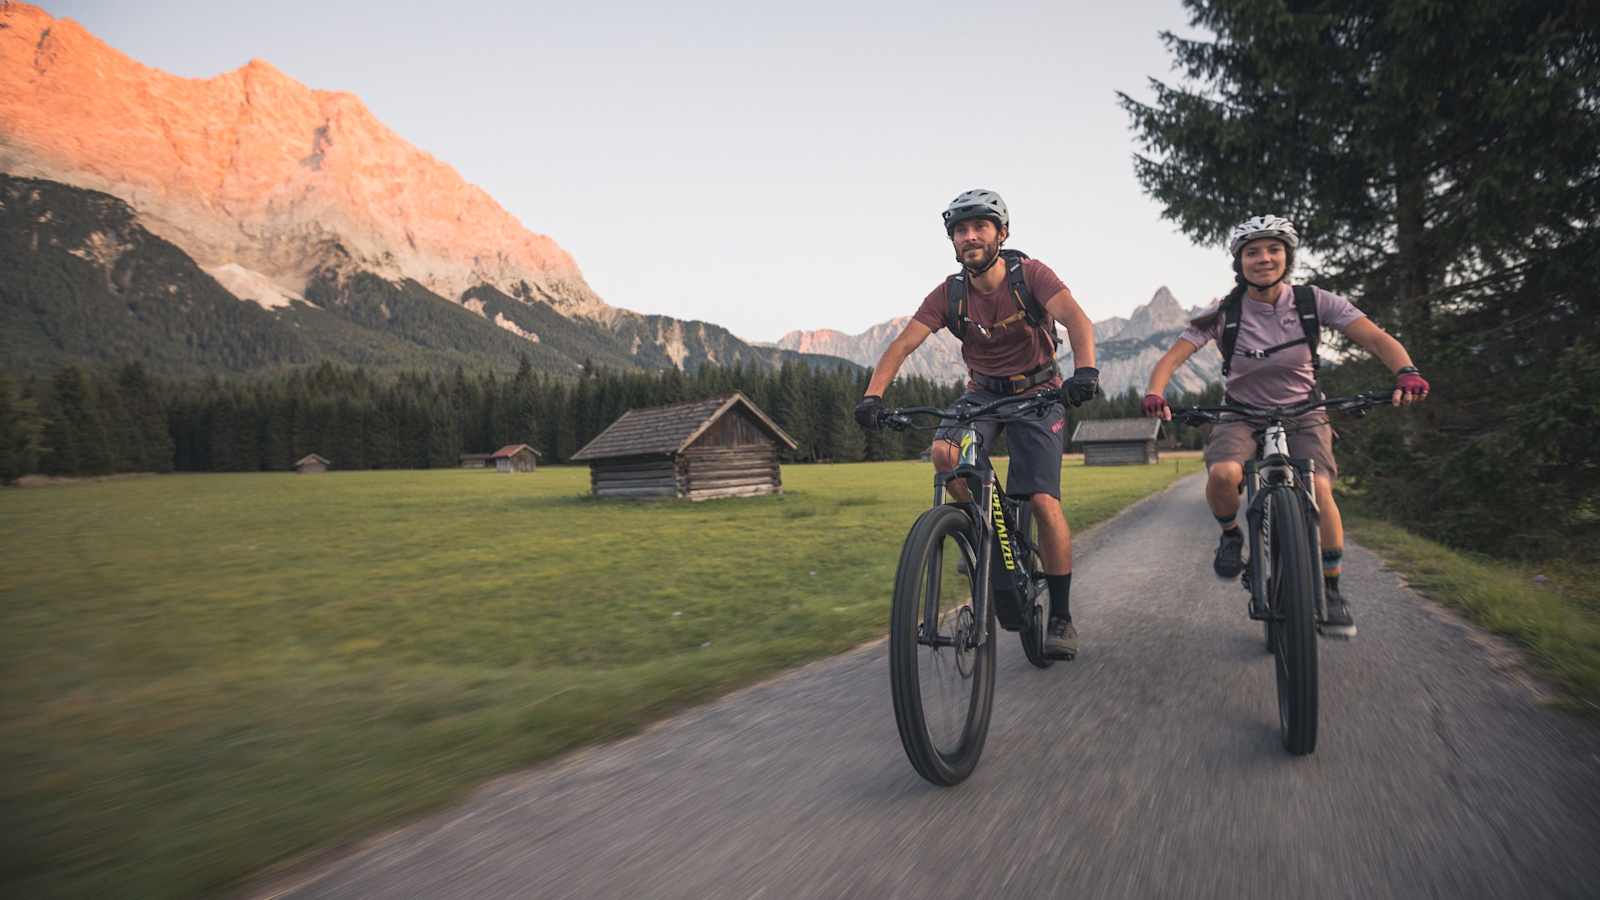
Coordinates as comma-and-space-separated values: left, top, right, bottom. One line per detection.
1227, 215, 1299, 257
942, 189, 1009, 235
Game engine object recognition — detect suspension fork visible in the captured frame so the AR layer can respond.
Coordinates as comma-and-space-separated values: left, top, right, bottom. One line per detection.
925, 466, 995, 648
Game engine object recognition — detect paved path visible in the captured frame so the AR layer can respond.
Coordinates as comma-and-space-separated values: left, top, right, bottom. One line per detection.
258, 476, 1600, 899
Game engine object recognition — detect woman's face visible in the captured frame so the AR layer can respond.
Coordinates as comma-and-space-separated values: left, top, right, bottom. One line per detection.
1239, 238, 1287, 285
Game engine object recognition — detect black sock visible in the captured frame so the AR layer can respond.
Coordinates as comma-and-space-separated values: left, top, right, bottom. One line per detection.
1046, 573, 1072, 621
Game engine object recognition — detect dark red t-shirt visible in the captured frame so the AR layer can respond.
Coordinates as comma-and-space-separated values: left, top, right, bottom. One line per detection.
912, 258, 1067, 378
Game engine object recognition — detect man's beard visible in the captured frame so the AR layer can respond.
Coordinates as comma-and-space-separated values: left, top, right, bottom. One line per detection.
957, 240, 1001, 275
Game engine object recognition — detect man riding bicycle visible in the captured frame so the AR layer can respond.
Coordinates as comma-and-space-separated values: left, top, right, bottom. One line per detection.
1141, 215, 1430, 637
855, 189, 1099, 659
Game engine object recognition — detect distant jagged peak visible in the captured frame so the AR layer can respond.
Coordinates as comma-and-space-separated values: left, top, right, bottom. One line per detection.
0, 1, 609, 319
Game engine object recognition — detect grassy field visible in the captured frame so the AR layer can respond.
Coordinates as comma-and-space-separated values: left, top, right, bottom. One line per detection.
1344, 512, 1600, 715
0, 458, 1200, 900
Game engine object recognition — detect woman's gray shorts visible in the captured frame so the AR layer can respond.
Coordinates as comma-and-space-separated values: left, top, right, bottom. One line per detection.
1203, 415, 1338, 479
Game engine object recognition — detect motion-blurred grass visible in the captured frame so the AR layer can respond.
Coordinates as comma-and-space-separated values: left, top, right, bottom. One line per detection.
1345, 510, 1600, 715
0, 458, 1198, 900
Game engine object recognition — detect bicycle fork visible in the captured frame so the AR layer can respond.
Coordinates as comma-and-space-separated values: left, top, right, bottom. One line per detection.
924, 466, 995, 650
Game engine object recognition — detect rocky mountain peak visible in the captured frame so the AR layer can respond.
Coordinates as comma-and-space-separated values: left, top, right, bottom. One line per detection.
1115, 286, 1192, 343
0, 2, 608, 318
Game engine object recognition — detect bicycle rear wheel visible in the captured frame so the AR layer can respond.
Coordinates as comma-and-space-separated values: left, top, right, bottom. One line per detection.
1018, 509, 1054, 669
889, 503, 996, 786
1263, 488, 1319, 755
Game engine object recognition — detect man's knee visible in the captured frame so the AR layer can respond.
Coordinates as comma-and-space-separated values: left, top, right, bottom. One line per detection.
1029, 492, 1064, 519
930, 440, 960, 471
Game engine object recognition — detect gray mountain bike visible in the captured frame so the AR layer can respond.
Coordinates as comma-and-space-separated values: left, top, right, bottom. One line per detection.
876, 388, 1069, 786
1171, 390, 1392, 755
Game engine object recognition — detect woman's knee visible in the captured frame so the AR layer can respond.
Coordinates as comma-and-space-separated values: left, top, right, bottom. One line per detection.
1208, 461, 1244, 489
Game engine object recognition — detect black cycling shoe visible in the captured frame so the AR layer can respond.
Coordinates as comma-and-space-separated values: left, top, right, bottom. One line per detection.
1213, 528, 1245, 579
1319, 582, 1357, 639
1044, 617, 1078, 660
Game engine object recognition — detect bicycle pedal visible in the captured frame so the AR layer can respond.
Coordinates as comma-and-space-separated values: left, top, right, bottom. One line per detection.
1316, 622, 1357, 640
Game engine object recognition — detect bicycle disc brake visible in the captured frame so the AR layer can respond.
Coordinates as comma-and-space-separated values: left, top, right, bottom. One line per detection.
954, 606, 977, 678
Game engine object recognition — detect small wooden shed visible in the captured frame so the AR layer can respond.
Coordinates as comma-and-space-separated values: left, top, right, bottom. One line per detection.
294, 453, 331, 474
571, 393, 797, 500
459, 452, 494, 468
1071, 418, 1161, 466
491, 444, 540, 473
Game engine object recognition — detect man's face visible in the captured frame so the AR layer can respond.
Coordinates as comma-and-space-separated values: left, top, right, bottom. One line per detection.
1240, 238, 1287, 285
950, 218, 1004, 272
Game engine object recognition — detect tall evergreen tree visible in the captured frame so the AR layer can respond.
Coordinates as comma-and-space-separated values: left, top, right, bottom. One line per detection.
1119, 0, 1600, 555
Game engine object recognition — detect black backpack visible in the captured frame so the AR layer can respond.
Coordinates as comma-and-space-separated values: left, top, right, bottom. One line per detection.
1218, 284, 1321, 378
945, 249, 1057, 350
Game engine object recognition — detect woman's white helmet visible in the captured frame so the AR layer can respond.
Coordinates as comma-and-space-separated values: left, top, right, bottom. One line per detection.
1227, 215, 1299, 257
942, 189, 1009, 235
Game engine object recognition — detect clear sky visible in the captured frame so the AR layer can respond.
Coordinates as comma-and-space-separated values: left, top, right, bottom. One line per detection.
47, 0, 1227, 342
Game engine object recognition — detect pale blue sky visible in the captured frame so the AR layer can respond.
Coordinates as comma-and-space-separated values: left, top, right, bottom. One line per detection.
48, 0, 1226, 342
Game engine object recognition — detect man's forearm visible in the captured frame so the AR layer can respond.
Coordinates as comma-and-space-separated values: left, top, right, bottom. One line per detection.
1065, 311, 1095, 369
865, 343, 911, 396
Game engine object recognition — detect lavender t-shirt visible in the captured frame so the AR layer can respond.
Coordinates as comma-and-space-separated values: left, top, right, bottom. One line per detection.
1179, 283, 1365, 408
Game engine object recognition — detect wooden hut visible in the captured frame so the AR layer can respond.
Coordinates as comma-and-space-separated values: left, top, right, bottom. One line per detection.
1070, 419, 1161, 466
294, 453, 331, 474
571, 393, 797, 500
490, 444, 540, 473
459, 452, 494, 468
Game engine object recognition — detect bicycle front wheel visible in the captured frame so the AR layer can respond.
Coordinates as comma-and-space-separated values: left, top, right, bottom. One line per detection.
1264, 487, 1319, 755
889, 503, 996, 786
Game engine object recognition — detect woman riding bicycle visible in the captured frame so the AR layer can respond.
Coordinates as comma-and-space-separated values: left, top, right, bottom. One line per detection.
1141, 215, 1430, 638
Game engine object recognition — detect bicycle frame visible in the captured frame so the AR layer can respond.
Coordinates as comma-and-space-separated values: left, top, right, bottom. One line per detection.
1241, 420, 1325, 623
882, 388, 1062, 655
923, 426, 1038, 650
1177, 391, 1392, 622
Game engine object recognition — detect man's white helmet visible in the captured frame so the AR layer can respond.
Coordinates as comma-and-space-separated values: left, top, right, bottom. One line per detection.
1227, 215, 1299, 257
942, 189, 1009, 235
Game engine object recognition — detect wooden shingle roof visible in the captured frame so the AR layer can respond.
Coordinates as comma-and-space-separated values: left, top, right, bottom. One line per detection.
295, 453, 332, 466
571, 392, 797, 461
1070, 418, 1161, 443
491, 444, 541, 458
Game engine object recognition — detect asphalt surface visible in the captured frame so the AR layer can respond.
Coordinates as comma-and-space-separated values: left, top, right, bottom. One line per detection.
255, 475, 1600, 900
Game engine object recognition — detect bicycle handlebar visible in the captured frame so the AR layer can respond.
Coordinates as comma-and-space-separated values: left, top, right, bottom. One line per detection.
880, 387, 1067, 432
1168, 389, 1396, 427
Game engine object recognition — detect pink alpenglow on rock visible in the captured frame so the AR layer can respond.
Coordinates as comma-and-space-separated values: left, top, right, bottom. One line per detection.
0, 2, 609, 319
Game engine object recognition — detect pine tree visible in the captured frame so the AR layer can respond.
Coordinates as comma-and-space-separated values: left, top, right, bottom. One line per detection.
1119, 0, 1600, 555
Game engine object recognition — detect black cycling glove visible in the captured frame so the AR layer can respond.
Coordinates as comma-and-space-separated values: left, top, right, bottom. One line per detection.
854, 395, 885, 430
1065, 367, 1100, 406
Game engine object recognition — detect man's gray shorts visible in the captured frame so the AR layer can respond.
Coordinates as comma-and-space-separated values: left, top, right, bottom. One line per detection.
934, 389, 1067, 498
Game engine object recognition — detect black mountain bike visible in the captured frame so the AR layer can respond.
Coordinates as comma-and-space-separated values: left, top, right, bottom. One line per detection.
1170, 390, 1392, 755
877, 388, 1069, 786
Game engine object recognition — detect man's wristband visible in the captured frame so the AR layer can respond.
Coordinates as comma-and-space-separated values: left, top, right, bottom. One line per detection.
1395, 366, 1420, 376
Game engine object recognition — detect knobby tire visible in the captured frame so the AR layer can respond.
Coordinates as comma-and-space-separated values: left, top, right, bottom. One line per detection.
889, 503, 996, 786
1265, 487, 1319, 755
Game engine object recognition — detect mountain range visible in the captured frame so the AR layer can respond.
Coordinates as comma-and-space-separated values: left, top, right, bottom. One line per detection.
0, 2, 1226, 397
0, 3, 848, 377
773, 286, 1225, 397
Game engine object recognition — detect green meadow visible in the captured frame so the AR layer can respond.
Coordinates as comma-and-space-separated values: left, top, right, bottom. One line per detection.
0, 459, 1199, 900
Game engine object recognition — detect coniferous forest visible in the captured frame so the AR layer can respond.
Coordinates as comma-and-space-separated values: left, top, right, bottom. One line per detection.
0, 357, 1215, 482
